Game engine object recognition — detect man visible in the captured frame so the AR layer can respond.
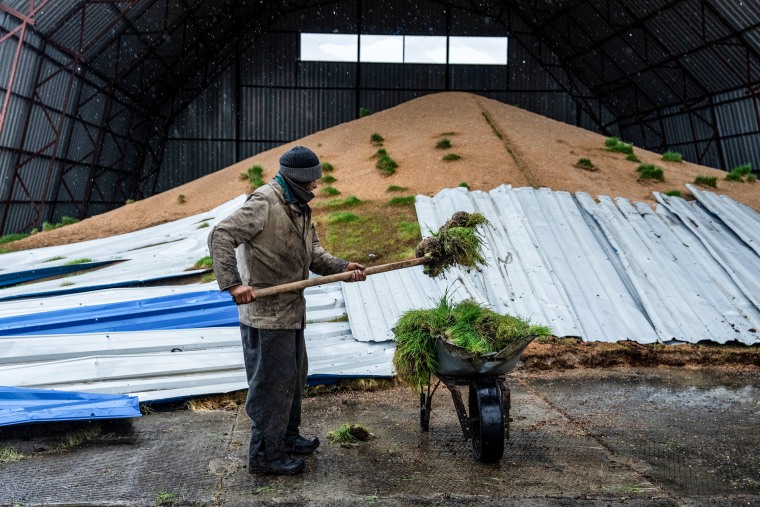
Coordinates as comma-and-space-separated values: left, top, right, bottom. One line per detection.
207, 145, 366, 475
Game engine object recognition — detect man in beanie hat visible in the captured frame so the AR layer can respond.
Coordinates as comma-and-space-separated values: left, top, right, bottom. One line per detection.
208, 145, 366, 475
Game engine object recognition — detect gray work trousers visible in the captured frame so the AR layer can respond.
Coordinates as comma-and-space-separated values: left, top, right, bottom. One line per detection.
239, 324, 307, 462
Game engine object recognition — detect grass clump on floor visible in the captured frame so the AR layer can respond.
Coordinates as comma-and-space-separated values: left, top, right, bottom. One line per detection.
186, 391, 246, 411
605, 136, 634, 155
322, 161, 334, 172
321, 186, 341, 196
458, 182, 470, 189
155, 485, 179, 506
664, 190, 682, 197
53, 425, 103, 452
327, 423, 373, 447
359, 107, 373, 117
695, 175, 717, 188
443, 153, 461, 161
321, 174, 336, 184
636, 164, 664, 181
0, 444, 25, 462
387, 185, 407, 192
392, 295, 552, 387
416, 211, 490, 278
725, 163, 754, 182
626, 153, 641, 163
662, 151, 683, 162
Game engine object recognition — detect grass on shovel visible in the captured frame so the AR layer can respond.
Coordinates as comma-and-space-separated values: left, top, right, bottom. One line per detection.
393, 294, 552, 388
327, 423, 373, 448
415, 211, 490, 278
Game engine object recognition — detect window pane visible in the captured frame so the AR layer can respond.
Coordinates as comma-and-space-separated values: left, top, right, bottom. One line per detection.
404, 36, 447, 64
301, 33, 358, 62
449, 36, 507, 65
360, 35, 403, 63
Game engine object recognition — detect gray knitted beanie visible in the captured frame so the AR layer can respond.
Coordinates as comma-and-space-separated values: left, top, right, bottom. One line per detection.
279, 146, 322, 183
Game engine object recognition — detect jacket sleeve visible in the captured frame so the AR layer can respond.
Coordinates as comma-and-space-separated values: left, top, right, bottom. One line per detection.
207, 194, 270, 291
309, 222, 349, 276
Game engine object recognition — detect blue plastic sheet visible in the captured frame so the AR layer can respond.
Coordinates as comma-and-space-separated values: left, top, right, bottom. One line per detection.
0, 290, 238, 335
0, 386, 141, 427
0, 261, 117, 288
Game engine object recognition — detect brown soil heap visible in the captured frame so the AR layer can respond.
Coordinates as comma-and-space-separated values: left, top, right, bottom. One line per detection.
7, 92, 759, 251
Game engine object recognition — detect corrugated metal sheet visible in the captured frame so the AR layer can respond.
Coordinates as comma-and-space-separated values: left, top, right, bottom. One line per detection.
0, 196, 245, 300
0, 324, 394, 402
0, 387, 141, 427
344, 186, 760, 345
0, 195, 392, 402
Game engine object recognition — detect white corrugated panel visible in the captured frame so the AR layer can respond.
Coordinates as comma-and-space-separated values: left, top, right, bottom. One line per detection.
0, 192, 388, 402
344, 185, 759, 345
0, 323, 394, 402
0, 196, 246, 299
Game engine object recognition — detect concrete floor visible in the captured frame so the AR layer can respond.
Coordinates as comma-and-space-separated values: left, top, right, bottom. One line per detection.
2, 367, 760, 506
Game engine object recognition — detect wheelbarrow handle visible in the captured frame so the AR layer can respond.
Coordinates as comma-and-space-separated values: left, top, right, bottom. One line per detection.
253, 255, 429, 298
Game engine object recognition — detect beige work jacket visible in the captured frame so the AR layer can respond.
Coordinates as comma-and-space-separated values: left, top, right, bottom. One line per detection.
207, 180, 347, 329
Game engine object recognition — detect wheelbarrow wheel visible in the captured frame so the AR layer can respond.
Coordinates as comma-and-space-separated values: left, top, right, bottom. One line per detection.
468, 377, 504, 463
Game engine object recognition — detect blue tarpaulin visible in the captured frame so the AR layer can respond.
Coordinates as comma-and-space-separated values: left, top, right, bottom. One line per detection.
0, 290, 237, 335
0, 261, 117, 289
0, 386, 141, 427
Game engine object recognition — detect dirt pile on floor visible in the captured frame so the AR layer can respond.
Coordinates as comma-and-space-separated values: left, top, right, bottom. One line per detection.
9, 91, 760, 251
521, 338, 760, 371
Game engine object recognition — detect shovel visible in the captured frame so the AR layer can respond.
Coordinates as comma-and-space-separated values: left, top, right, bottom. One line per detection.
253, 255, 429, 298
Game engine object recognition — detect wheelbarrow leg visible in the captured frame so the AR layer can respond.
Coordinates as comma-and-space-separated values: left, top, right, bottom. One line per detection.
468, 377, 505, 463
420, 391, 431, 431
497, 377, 511, 441
419, 379, 441, 432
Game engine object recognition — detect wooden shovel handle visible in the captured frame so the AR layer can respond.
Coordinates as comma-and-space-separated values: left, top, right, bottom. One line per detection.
253, 256, 428, 298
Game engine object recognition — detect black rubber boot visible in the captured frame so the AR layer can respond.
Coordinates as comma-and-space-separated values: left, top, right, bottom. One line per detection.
249, 455, 305, 475
285, 435, 320, 455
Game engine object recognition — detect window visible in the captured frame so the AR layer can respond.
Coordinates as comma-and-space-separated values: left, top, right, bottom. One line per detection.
449, 37, 507, 65
300, 33, 508, 65
360, 35, 403, 63
300, 33, 357, 62
404, 36, 447, 64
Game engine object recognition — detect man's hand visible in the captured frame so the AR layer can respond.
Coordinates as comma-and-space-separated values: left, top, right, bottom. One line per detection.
229, 284, 256, 305
344, 262, 367, 282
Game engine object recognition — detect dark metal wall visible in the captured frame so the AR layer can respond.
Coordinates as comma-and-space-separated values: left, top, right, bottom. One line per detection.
160, 1, 609, 192
2, 0, 759, 235
0, 2, 155, 235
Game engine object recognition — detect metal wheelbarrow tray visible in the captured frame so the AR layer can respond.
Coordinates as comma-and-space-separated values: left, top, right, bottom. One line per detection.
419, 335, 536, 463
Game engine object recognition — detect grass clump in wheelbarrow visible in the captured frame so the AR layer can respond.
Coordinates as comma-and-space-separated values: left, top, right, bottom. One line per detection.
327, 423, 373, 448
416, 211, 490, 278
393, 295, 552, 387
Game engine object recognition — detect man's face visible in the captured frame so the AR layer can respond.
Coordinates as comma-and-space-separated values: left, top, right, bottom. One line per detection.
301, 180, 318, 192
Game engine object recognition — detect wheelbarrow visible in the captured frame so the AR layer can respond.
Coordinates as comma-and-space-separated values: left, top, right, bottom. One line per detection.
419, 334, 536, 463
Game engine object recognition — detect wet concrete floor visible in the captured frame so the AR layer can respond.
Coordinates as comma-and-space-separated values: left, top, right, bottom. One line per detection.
2, 367, 759, 506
